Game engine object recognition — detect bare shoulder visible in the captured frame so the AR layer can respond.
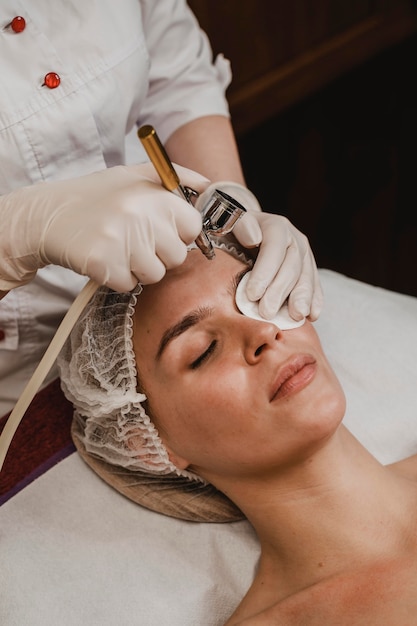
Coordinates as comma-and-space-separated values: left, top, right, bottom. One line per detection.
224, 559, 417, 625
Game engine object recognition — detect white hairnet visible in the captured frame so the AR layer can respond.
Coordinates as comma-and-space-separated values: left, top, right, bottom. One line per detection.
57, 284, 206, 482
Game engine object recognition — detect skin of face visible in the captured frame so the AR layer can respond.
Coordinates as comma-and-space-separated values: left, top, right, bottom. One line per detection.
132, 248, 346, 485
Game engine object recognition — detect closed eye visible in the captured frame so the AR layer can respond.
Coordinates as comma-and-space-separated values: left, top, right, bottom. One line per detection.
190, 340, 217, 369
229, 266, 252, 297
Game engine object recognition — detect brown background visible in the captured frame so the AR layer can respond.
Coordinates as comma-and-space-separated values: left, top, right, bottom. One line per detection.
189, 1, 417, 297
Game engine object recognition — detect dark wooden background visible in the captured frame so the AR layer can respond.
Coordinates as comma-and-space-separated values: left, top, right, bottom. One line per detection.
189, 1, 417, 297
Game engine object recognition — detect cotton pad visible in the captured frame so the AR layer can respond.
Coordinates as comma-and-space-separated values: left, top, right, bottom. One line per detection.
235, 272, 305, 330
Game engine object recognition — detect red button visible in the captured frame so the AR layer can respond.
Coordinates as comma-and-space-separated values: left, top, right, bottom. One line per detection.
0, 330, 5, 341
43, 72, 61, 89
10, 16, 26, 33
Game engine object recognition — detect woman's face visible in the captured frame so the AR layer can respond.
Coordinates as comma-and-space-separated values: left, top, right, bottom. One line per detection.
132, 249, 346, 483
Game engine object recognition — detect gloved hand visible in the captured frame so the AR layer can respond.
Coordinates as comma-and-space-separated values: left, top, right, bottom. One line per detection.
195, 181, 323, 321
0, 163, 209, 292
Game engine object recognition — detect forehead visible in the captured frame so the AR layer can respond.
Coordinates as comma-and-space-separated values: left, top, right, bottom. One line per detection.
140, 248, 246, 310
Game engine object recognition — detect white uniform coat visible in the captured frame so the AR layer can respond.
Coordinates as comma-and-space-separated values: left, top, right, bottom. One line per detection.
0, 0, 231, 415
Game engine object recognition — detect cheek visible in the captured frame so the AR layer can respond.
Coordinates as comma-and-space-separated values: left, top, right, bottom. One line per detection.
146, 371, 253, 450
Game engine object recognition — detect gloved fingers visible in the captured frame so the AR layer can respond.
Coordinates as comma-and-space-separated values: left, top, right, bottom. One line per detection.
122, 207, 200, 287
309, 275, 324, 321
120, 177, 203, 243
129, 252, 167, 286
243, 221, 291, 304
126, 197, 202, 285
255, 245, 302, 319
154, 232, 189, 271
285, 254, 318, 321
84, 256, 139, 293
80, 238, 189, 292
231, 211, 263, 248
128, 235, 189, 287
167, 195, 203, 242
64, 203, 200, 291
257, 248, 323, 322
61, 232, 155, 292
127, 162, 164, 182
289, 257, 324, 322
172, 163, 211, 195
80, 246, 175, 292
244, 215, 317, 313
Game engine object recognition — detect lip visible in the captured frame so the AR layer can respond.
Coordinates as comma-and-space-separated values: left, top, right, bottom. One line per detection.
269, 354, 317, 401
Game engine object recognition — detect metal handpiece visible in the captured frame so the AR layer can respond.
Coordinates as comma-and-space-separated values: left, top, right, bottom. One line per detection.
138, 125, 246, 259
201, 188, 246, 236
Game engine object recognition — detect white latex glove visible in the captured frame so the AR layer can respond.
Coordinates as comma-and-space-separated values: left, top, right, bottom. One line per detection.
0, 163, 209, 292
195, 181, 323, 321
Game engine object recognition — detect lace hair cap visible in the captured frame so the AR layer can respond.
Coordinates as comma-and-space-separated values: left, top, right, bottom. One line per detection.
57, 242, 251, 522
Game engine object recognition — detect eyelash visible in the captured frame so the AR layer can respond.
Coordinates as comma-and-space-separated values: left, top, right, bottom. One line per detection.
190, 340, 217, 369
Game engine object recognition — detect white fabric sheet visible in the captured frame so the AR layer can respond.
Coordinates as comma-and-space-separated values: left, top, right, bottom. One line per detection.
1, 269, 416, 626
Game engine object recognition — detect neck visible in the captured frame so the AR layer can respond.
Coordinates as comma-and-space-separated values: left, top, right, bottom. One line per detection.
215, 426, 417, 591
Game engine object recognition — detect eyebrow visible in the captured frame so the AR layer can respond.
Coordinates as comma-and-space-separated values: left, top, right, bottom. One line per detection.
155, 267, 250, 360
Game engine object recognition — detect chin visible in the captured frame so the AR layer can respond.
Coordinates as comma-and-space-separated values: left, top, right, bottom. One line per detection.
300, 383, 346, 438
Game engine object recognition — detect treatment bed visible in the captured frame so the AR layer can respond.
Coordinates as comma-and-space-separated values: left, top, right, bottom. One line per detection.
1, 268, 417, 625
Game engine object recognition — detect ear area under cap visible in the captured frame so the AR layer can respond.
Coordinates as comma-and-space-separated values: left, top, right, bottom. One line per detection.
163, 442, 192, 472
71, 419, 244, 523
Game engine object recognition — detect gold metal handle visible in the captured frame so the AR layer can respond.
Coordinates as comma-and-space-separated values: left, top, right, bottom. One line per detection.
138, 125, 180, 193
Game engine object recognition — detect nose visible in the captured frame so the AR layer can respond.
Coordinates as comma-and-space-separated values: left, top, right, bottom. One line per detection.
240, 317, 282, 364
